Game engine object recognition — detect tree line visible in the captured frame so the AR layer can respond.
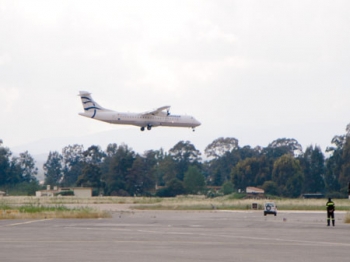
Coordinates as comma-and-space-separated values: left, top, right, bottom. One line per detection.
0, 139, 38, 195
1, 125, 350, 197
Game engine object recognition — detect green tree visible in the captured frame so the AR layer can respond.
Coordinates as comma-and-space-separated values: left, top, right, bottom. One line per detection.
266, 138, 303, 156
204, 137, 239, 159
4, 152, 37, 186
76, 163, 102, 189
102, 144, 135, 196
183, 166, 205, 194
325, 136, 344, 193
339, 136, 350, 194
7, 157, 22, 185
61, 144, 85, 186
272, 155, 304, 197
253, 155, 272, 186
231, 158, 260, 190
100, 143, 118, 181
106, 143, 118, 156
222, 181, 234, 195
144, 149, 169, 186
17, 151, 38, 183
83, 145, 106, 165
154, 154, 177, 185
166, 178, 185, 196
261, 181, 278, 196
238, 145, 261, 160
126, 155, 155, 196
300, 145, 325, 193
0, 140, 11, 186
211, 168, 223, 186
142, 149, 162, 186
169, 141, 202, 181
205, 149, 243, 186
44, 151, 63, 186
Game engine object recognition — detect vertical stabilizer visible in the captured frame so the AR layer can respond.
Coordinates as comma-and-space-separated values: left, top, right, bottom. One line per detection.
78, 91, 108, 118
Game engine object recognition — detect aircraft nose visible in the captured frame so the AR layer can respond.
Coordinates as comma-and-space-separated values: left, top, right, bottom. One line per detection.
195, 119, 201, 126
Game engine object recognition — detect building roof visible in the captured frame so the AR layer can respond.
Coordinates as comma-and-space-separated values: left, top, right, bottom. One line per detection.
246, 187, 265, 194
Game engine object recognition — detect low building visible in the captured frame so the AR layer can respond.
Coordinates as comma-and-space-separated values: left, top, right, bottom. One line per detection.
71, 187, 92, 198
246, 186, 265, 198
302, 193, 324, 199
36, 186, 92, 198
35, 190, 56, 197
246, 187, 264, 194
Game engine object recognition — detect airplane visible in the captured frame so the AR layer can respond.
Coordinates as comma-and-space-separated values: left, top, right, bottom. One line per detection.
78, 91, 201, 131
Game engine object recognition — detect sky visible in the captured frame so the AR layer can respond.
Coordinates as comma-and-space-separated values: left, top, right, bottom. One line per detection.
1, 0, 350, 159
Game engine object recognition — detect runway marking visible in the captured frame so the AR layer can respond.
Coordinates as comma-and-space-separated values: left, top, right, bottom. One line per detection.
61, 223, 350, 248
136, 228, 350, 247
3, 218, 347, 248
0, 219, 52, 227
0, 237, 348, 248
0, 224, 349, 247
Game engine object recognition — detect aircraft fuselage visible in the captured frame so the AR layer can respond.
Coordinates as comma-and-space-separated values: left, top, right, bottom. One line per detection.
78, 91, 201, 131
79, 110, 200, 129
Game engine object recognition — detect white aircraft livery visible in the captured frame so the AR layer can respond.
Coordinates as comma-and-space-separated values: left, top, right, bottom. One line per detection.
78, 91, 201, 131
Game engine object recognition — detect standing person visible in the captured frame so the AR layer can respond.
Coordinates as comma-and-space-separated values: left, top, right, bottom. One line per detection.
326, 198, 335, 226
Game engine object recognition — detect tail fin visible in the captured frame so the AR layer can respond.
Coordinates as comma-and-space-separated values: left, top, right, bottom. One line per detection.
78, 91, 108, 118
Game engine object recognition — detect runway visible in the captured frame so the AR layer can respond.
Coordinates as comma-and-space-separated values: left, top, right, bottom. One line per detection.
0, 210, 349, 262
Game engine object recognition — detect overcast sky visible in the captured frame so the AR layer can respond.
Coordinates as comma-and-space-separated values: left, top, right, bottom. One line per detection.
1, 0, 350, 157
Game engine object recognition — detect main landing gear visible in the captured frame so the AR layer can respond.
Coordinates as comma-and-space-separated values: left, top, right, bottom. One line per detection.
140, 125, 152, 131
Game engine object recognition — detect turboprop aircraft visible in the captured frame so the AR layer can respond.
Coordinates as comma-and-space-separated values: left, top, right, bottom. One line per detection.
78, 91, 201, 131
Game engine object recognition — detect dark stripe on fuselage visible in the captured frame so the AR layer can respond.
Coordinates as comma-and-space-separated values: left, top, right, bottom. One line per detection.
81, 96, 98, 118
84, 106, 101, 111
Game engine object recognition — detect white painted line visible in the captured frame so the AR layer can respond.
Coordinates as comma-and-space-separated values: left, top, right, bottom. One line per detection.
1, 219, 52, 227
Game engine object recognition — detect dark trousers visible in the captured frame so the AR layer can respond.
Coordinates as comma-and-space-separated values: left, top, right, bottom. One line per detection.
327, 211, 335, 226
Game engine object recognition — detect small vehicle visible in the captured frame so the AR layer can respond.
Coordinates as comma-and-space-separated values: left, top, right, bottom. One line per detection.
264, 202, 277, 216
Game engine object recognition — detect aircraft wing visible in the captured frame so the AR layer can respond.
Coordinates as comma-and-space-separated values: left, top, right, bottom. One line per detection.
141, 106, 171, 116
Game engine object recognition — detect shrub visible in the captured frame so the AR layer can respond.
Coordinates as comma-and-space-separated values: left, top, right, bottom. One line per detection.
222, 181, 234, 195
155, 187, 173, 197
55, 190, 74, 196
325, 192, 347, 199
166, 178, 185, 196
3, 181, 43, 196
262, 181, 278, 196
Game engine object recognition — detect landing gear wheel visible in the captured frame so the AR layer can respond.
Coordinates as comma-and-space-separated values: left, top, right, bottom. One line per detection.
140, 127, 145, 131
147, 125, 152, 130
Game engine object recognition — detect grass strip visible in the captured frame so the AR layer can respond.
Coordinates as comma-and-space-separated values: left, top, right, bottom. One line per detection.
0, 203, 111, 219
1, 196, 349, 212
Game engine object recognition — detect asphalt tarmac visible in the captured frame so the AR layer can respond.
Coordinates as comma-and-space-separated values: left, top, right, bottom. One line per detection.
0, 210, 349, 262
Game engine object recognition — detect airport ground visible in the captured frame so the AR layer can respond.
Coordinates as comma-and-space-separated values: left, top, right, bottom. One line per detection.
0, 208, 349, 262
